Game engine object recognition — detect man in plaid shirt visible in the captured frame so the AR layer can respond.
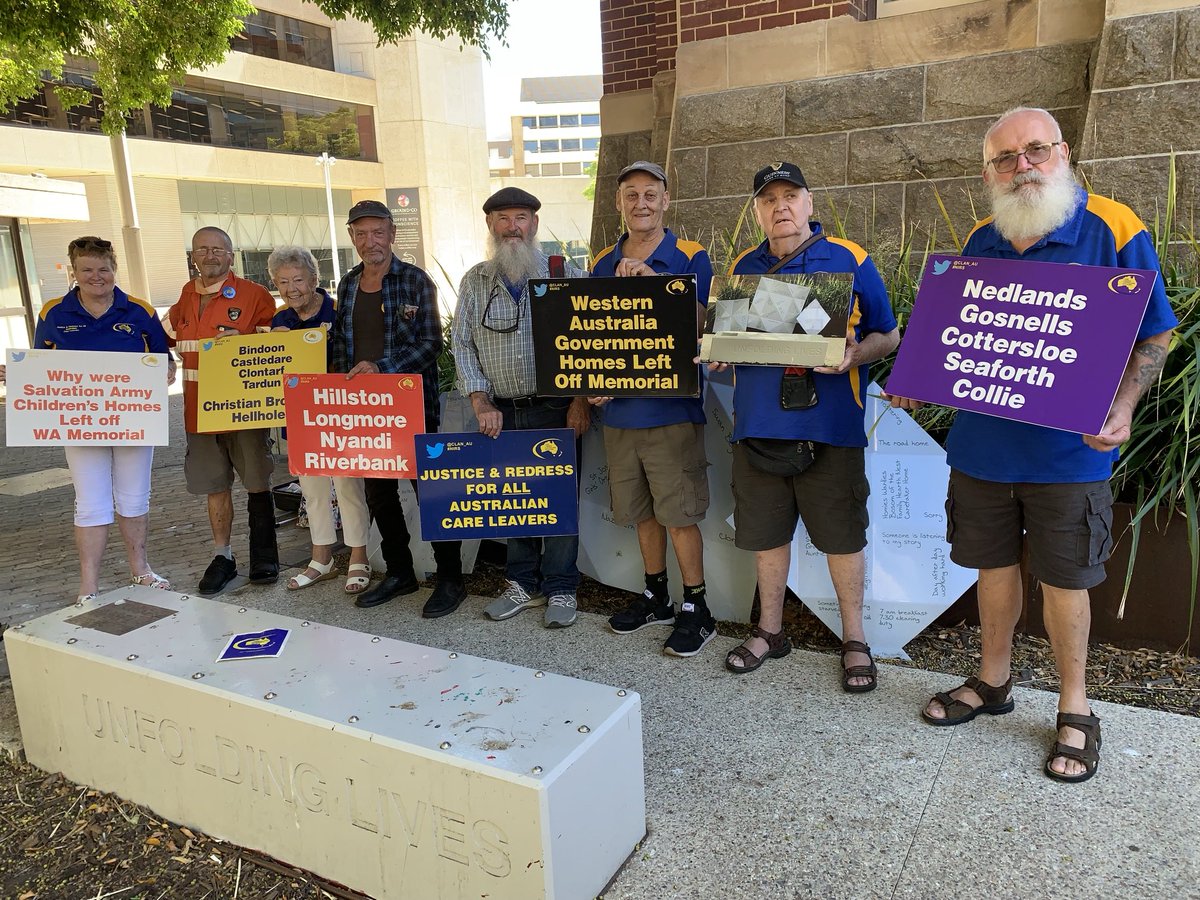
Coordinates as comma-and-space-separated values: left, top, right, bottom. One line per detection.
331, 200, 464, 616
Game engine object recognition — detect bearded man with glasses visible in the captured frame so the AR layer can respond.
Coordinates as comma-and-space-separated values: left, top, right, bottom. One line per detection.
886, 107, 1177, 784
452, 187, 591, 629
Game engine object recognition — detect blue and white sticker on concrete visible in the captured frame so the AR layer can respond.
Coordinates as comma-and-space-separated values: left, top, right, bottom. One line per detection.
217, 628, 290, 662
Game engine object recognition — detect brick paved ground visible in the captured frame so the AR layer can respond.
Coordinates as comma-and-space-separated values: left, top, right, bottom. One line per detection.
0, 389, 313, 688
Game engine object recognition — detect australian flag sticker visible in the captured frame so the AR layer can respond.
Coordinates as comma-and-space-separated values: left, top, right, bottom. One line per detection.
217, 627, 290, 662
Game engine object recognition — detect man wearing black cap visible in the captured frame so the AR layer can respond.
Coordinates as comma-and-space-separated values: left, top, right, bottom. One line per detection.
590, 161, 717, 657
329, 199, 465, 615
717, 163, 898, 690
452, 187, 591, 628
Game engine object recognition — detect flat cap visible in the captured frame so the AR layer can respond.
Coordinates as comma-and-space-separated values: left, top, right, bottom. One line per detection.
617, 160, 667, 187
483, 186, 541, 214
752, 161, 808, 196
346, 199, 393, 224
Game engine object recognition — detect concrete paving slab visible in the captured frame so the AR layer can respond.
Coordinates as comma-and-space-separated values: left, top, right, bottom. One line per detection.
199, 571, 1200, 899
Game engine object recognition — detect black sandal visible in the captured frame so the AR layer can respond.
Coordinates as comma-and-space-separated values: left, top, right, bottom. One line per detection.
840, 640, 877, 693
725, 626, 792, 674
921, 675, 1014, 726
1044, 711, 1101, 784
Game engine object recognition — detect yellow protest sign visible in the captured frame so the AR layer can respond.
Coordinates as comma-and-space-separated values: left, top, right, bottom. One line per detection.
196, 329, 327, 432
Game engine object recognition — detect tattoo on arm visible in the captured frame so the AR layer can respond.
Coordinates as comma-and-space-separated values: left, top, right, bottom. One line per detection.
1132, 342, 1167, 395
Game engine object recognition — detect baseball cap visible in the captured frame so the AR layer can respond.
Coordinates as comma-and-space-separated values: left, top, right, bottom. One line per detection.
617, 160, 668, 187
346, 199, 393, 225
483, 187, 542, 214
752, 162, 808, 197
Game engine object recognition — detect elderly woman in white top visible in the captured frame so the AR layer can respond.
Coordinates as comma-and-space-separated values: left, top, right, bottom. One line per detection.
268, 246, 372, 593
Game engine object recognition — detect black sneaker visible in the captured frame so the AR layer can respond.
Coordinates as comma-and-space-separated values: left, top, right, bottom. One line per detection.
198, 554, 237, 595
423, 580, 467, 618
608, 590, 674, 634
663, 602, 716, 657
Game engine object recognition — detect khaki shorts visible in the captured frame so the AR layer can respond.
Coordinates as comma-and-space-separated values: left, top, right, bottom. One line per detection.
604, 422, 709, 528
184, 430, 275, 495
945, 470, 1114, 590
732, 442, 869, 553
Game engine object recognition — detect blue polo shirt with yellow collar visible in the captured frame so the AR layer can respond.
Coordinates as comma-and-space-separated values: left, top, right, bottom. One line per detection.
729, 222, 896, 447
591, 228, 713, 429
946, 188, 1178, 484
35, 286, 169, 353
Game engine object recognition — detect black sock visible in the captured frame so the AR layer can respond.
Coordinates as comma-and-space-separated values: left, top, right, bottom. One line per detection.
645, 570, 668, 602
682, 583, 707, 612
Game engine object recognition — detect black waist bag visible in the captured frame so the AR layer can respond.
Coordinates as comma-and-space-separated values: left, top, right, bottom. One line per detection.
741, 437, 817, 477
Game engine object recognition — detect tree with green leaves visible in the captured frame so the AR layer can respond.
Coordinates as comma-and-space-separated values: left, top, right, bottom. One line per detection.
0, 0, 509, 134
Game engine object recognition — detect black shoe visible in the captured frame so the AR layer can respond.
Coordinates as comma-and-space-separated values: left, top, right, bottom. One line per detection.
609, 589, 675, 634
422, 580, 467, 618
248, 558, 279, 584
198, 555, 238, 595
247, 492, 279, 585
663, 602, 716, 657
355, 572, 419, 608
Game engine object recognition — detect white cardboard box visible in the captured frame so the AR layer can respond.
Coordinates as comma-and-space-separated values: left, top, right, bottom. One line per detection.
5, 588, 644, 899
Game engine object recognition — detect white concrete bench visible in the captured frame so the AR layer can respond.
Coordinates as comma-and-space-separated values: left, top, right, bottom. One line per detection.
5, 588, 644, 899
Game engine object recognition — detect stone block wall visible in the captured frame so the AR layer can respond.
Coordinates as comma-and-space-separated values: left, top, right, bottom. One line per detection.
665, 39, 1094, 266
1079, 5, 1200, 231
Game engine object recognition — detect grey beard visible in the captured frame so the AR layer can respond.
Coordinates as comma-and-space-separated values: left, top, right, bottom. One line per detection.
487, 233, 542, 285
989, 166, 1080, 244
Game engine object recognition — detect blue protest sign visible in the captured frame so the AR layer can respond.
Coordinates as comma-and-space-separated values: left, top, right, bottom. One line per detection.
217, 628, 290, 662
416, 428, 578, 540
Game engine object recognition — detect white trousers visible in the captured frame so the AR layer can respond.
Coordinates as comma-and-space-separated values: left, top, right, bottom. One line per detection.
299, 475, 370, 547
65, 445, 155, 527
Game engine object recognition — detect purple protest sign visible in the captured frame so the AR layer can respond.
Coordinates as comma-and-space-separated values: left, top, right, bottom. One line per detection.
886, 255, 1156, 434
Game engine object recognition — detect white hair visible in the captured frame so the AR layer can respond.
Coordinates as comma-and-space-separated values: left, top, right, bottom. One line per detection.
267, 245, 321, 282
982, 107, 1063, 163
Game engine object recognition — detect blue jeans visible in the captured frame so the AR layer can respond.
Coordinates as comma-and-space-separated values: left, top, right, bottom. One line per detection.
500, 398, 580, 597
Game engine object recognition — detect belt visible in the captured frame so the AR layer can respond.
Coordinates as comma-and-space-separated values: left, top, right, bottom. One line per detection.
492, 394, 545, 408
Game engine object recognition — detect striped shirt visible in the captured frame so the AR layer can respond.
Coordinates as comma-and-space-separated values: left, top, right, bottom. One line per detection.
452, 254, 587, 400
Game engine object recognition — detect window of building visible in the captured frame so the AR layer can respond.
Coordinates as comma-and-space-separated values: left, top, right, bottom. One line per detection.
561, 138, 580, 151
540, 163, 562, 176
561, 162, 582, 175
522, 116, 536, 128
523, 140, 537, 153
559, 114, 579, 127
581, 113, 600, 127
230, 9, 335, 71
538, 115, 557, 128
539, 140, 560, 152
0, 64, 377, 161
525, 165, 540, 176
582, 137, 600, 151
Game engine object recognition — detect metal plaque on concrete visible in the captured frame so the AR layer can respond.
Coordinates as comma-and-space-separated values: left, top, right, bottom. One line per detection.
6, 588, 644, 900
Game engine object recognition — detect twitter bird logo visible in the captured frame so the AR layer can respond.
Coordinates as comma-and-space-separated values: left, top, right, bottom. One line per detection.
532, 283, 548, 298
426, 442, 445, 459
932, 259, 951, 275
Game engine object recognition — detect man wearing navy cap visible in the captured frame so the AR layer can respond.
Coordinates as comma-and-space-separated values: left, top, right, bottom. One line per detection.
718, 163, 899, 690
453, 187, 591, 628
590, 161, 717, 657
331, 199, 465, 615
167, 226, 279, 594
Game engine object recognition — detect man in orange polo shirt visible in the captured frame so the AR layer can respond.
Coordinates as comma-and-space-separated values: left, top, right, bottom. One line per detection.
166, 226, 279, 594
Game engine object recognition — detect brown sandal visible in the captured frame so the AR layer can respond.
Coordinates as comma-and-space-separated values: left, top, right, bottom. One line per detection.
725, 625, 792, 674
1044, 711, 1101, 783
921, 675, 1014, 726
841, 640, 877, 693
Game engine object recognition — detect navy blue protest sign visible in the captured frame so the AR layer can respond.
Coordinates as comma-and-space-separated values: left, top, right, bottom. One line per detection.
416, 428, 578, 540
217, 628, 290, 662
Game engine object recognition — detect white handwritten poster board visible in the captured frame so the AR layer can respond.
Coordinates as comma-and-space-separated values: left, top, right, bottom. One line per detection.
6, 349, 169, 446
787, 383, 976, 657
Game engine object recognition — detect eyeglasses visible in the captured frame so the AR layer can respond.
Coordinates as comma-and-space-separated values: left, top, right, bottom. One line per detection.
193, 246, 231, 257
69, 237, 112, 252
481, 284, 522, 334
987, 141, 1063, 173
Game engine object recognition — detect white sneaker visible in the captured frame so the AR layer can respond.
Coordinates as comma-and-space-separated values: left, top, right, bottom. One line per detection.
484, 580, 546, 621
544, 593, 578, 629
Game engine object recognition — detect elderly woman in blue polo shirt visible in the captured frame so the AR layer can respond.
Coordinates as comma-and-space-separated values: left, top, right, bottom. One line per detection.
268, 245, 372, 594
23, 236, 175, 603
